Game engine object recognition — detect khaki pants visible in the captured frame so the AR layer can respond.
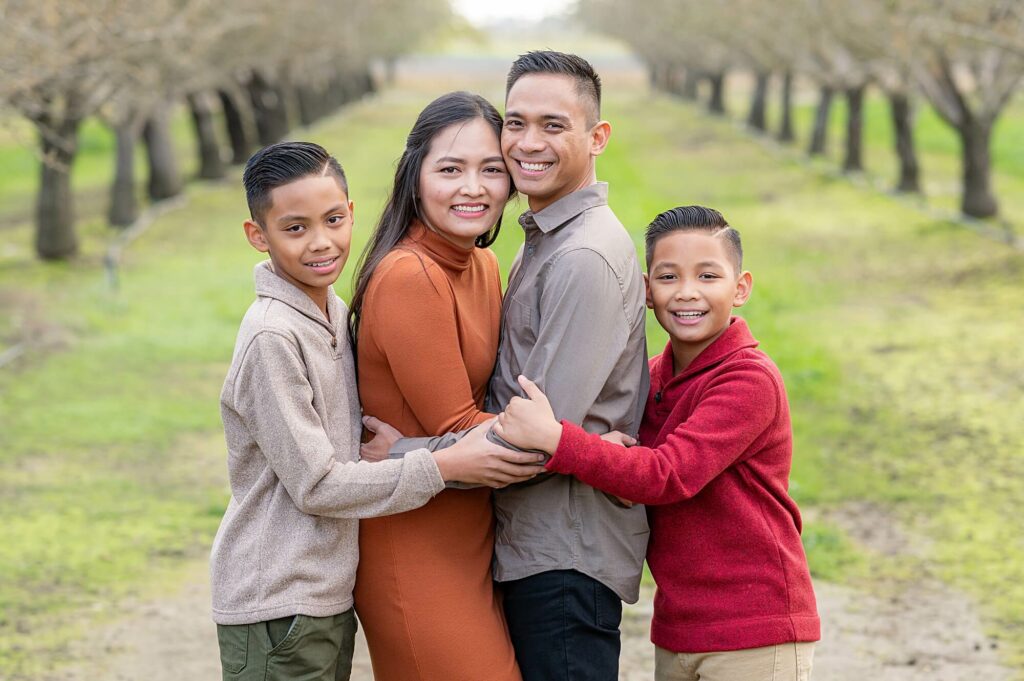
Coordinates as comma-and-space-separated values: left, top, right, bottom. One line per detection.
216, 609, 357, 681
655, 642, 815, 681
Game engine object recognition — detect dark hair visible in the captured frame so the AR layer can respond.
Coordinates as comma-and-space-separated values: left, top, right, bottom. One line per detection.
645, 206, 743, 271
506, 50, 601, 125
348, 91, 515, 344
243, 141, 348, 226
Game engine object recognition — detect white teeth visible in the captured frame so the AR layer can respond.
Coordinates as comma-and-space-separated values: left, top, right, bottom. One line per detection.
520, 161, 551, 172
673, 311, 705, 318
307, 258, 337, 268
453, 205, 486, 213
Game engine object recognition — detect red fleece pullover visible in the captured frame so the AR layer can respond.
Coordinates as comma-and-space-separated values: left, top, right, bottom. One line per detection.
547, 317, 820, 652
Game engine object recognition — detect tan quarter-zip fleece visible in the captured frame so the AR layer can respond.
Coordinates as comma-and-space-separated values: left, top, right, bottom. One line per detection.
210, 261, 444, 625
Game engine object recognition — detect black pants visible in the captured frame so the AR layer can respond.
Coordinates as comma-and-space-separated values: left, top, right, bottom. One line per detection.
502, 570, 622, 681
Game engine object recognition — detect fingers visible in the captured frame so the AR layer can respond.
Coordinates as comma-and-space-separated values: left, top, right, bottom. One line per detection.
516, 375, 546, 403
362, 415, 385, 434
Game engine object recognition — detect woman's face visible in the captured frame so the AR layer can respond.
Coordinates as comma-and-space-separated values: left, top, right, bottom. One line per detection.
418, 117, 510, 249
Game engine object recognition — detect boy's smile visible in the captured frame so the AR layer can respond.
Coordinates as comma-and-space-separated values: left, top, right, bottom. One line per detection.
244, 174, 354, 317
646, 232, 752, 373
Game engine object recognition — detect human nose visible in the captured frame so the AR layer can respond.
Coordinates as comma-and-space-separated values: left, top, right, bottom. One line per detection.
674, 278, 700, 301
517, 125, 545, 153
460, 170, 485, 197
308, 225, 331, 251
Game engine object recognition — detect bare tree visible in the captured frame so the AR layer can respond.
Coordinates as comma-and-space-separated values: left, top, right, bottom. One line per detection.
900, 0, 1023, 217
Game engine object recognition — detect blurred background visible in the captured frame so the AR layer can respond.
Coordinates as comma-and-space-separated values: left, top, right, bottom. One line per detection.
1, 1, 1022, 679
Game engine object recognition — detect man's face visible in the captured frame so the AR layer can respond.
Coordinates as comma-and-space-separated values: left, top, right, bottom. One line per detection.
502, 73, 607, 213
244, 174, 354, 302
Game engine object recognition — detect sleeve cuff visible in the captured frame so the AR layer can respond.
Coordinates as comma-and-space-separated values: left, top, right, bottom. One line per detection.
545, 420, 587, 473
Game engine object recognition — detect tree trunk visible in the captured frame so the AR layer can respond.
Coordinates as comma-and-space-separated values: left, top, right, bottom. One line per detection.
218, 89, 253, 164
747, 71, 770, 132
808, 85, 834, 156
842, 84, 866, 173
297, 85, 319, 127
958, 119, 998, 218
682, 70, 700, 101
109, 119, 139, 227
707, 72, 726, 115
248, 72, 290, 145
34, 119, 80, 259
888, 92, 920, 193
777, 71, 795, 142
187, 92, 226, 180
143, 109, 183, 201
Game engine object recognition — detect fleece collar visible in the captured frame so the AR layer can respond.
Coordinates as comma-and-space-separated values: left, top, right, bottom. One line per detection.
253, 260, 341, 336
655, 316, 760, 386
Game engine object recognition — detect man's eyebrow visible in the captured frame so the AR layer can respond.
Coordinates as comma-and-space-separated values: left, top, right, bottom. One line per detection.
504, 110, 571, 124
696, 260, 726, 268
276, 213, 309, 223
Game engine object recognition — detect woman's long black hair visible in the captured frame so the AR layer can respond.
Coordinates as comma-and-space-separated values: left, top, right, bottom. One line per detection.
348, 91, 516, 345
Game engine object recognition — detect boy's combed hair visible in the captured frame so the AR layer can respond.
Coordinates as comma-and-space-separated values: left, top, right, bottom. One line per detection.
645, 206, 743, 271
506, 50, 601, 125
243, 141, 348, 225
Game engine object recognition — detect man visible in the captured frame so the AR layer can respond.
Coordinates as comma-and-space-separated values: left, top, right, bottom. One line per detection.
374, 51, 650, 680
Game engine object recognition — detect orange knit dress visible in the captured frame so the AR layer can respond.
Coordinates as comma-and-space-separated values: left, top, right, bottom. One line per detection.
354, 222, 521, 681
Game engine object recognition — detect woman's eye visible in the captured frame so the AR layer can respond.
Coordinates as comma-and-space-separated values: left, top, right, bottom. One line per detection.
484, 166, 506, 174
440, 167, 459, 174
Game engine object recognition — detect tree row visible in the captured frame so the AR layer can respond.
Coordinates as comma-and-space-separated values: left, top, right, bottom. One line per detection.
580, 0, 1023, 221
1, 0, 449, 259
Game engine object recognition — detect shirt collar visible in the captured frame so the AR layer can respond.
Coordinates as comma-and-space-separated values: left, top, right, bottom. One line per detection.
519, 182, 609, 234
253, 260, 339, 335
655, 316, 760, 385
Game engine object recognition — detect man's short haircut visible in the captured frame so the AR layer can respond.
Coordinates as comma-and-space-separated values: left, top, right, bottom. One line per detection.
645, 206, 744, 271
243, 141, 348, 226
506, 50, 601, 125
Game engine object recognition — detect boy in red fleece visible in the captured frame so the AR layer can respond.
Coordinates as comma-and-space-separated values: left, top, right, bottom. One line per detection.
493, 206, 820, 680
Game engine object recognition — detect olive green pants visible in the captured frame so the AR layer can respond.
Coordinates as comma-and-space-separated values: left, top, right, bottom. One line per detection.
216, 609, 357, 681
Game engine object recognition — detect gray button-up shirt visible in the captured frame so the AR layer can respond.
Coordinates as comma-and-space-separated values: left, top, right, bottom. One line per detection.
486, 182, 650, 602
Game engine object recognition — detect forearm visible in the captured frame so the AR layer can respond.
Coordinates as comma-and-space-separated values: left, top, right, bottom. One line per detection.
295, 449, 444, 518
546, 422, 702, 505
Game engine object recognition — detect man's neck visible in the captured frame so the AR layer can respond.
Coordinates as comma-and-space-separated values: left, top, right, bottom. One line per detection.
527, 171, 598, 214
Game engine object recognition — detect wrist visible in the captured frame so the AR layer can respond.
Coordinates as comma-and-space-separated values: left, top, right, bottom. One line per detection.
431, 450, 458, 482
541, 421, 563, 454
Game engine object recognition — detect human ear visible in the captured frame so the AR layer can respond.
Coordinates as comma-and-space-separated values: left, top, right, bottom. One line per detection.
643, 272, 654, 309
590, 120, 612, 157
733, 271, 753, 307
244, 219, 270, 253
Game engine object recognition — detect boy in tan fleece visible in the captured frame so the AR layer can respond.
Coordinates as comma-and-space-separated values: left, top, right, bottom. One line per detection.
210, 141, 545, 681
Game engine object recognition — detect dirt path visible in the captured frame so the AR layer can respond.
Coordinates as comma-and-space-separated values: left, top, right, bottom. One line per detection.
53, 557, 1012, 681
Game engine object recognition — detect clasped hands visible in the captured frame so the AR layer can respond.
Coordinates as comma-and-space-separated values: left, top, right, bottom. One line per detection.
361, 375, 637, 501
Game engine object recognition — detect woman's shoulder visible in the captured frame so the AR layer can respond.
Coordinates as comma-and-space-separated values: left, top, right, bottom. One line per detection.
373, 246, 446, 285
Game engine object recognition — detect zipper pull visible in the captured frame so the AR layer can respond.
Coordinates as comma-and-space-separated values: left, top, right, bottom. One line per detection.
655, 391, 662, 403
331, 335, 337, 349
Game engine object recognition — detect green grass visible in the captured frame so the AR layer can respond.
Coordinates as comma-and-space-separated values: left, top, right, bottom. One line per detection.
1, 63, 1023, 675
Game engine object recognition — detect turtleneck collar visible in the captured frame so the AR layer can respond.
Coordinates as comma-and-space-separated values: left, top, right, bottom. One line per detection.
403, 220, 475, 272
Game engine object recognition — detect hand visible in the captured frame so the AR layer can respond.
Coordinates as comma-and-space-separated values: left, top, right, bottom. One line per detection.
600, 430, 637, 447
360, 416, 404, 462
492, 375, 562, 454
434, 419, 548, 488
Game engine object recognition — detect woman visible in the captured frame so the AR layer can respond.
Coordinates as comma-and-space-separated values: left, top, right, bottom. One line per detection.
348, 92, 520, 680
